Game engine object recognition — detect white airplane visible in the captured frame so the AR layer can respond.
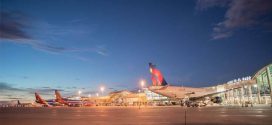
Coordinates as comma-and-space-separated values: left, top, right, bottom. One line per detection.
148, 63, 228, 105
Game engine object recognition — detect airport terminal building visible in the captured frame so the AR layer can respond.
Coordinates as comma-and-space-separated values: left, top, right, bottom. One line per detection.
219, 63, 272, 105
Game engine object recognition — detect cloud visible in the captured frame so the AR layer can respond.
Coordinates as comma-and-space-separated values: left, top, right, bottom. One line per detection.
8, 97, 22, 99
0, 11, 73, 53
27, 87, 64, 94
196, 0, 272, 39
0, 82, 63, 95
41, 87, 51, 89
0, 11, 108, 59
212, 26, 232, 39
4, 38, 99, 55
0, 82, 88, 101
82, 90, 98, 95
0, 82, 33, 101
195, 0, 230, 10
94, 45, 109, 56
22, 76, 29, 79
0, 82, 23, 91
0, 11, 31, 40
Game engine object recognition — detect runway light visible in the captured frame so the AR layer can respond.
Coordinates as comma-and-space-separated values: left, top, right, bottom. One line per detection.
88, 94, 91, 97
96, 93, 99, 97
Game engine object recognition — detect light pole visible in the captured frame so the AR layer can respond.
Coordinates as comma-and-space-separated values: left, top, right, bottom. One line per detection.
138, 89, 141, 108
139, 79, 146, 107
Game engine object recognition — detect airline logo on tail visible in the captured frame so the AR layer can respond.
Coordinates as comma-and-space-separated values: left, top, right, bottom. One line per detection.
149, 63, 168, 86
55, 90, 68, 105
35, 92, 48, 106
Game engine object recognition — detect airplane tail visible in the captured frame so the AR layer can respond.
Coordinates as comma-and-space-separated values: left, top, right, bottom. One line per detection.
17, 100, 21, 105
55, 90, 68, 105
35, 92, 43, 103
35, 92, 51, 107
35, 92, 46, 104
55, 90, 63, 101
149, 63, 168, 86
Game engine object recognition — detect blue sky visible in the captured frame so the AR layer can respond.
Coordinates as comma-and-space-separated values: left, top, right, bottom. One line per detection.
0, 0, 272, 101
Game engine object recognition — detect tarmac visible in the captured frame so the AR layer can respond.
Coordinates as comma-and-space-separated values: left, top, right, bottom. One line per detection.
0, 106, 272, 125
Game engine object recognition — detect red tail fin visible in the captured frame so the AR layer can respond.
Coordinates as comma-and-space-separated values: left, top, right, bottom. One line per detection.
55, 90, 62, 101
55, 90, 68, 105
35, 92, 46, 104
149, 63, 168, 86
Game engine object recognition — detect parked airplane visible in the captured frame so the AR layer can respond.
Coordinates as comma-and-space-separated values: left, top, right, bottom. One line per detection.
55, 90, 83, 107
148, 63, 224, 106
35, 90, 87, 107
35, 92, 57, 107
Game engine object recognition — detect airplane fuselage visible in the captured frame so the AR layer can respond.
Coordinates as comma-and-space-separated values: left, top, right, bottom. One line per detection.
148, 85, 217, 99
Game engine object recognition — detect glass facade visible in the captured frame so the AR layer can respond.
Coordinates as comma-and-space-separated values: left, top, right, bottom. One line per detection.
256, 64, 272, 96
226, 64, 272, 105
251, 86, 258, 95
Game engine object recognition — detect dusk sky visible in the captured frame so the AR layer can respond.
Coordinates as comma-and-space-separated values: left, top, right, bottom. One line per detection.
0, 0, 272, 102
